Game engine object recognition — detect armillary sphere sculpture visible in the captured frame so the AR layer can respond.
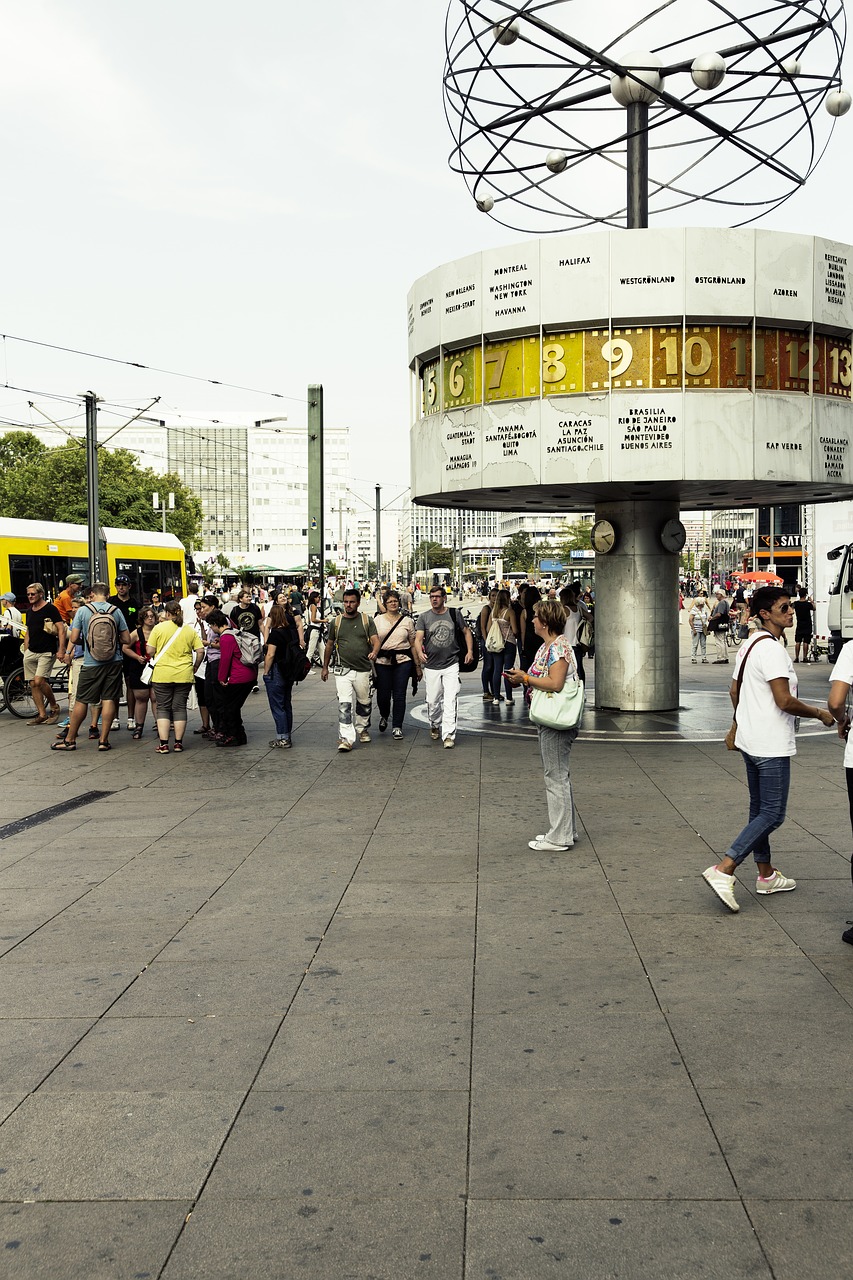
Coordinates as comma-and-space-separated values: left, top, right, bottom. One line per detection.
444, 0, 849, 231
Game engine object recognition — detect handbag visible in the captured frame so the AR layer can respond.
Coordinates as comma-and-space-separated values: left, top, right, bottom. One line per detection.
530, 679, 585, 730
140, 623, 182, 686
528, 641, 585, 730
725, 632, 774, 750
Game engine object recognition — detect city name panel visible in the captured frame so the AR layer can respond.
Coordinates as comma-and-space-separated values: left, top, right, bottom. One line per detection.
408, 228, 853, 510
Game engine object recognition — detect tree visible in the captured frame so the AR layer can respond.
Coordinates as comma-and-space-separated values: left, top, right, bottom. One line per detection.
412, 540, 454, 572
554, 518, 594, 566
502, 530, 536, 572
0, 433, 204, 551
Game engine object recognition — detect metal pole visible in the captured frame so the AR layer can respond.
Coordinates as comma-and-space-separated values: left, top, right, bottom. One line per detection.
626, 102, 649, 229
458, 507, 463, 601
307, 385, 324, 599
375, 485, 382, 585
84, 392, 100, 583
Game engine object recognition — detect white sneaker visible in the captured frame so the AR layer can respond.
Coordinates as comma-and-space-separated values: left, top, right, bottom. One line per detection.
702, 865, 739, 912
430, 726, 440, 740
443, 737, 455, 748
756, 869, 797, 894
111, 718, 120, 731
529, 838, 570, 852
358, 730, 371, 744
127, 719, 136, 731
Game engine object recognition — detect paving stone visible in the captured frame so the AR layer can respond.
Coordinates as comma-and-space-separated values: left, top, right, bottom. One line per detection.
471, 1012, 686, 1089
162, 1196, 465, 1280
288, 957, 472, 1016
469, 1087, 737, 1200
747, 1200, 853, 1280
0, 1200, 189, 1280
202, 1091, 468, 1200
465, 1200, 772, 1280
317, 913, 474, 960
337, 881, 476, 916
476, 912, 637, 959
624, 911, 805, 960
41, 1016, 280, 1092
703, 1088, 853, 1198
155, 912, 330, 963
0, 964, 137, 1016
668, 1012, 853, 1085
0, 1018, 95, 1091
473, 955, 658, 1016
0, 1091, 243, 1199
6, 918, 187, 965
255, 1013, 470, 1090
647, 957, 843, 1015
103, 959, 308, 1016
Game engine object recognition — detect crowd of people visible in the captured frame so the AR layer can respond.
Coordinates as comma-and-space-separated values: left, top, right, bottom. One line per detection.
8, 569, 853, 942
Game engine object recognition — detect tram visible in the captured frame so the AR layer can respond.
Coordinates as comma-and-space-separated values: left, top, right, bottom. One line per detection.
0, 517, 188, 605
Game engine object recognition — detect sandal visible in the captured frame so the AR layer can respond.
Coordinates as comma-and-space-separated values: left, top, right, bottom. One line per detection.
88, 727, 99, 740
156, 742, 170, 754
132, 728, 144, 740
50, 739, 77, 751
173, 741, 184, 752
97, 741, 112, 751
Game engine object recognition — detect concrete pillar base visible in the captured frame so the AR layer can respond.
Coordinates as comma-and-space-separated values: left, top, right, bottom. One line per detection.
593, 500, 680, 712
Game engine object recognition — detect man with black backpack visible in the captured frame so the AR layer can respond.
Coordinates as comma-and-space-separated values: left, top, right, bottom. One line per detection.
51, 583, 131, 753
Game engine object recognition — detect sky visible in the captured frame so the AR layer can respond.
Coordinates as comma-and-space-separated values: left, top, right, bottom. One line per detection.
0, 0, 851, 508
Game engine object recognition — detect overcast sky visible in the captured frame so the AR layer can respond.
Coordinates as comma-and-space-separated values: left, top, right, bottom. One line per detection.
0, 0, 850, 507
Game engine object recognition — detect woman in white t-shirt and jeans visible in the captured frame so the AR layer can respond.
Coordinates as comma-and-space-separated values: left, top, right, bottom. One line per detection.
703, 586, 834, 914
827, 645, 853, 944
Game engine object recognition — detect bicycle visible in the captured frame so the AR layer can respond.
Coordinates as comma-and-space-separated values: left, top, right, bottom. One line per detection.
3, 662, 69, 719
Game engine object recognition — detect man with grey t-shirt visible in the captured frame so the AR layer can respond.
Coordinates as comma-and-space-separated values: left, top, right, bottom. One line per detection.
412, 586, 473, 749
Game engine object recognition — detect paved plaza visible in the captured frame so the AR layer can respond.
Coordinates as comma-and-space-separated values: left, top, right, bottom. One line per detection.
1, 647, 852, 1278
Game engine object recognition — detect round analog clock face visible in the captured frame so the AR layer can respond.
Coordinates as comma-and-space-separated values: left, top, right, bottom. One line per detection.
661, 518, 687, 553
591, 519, 616, 553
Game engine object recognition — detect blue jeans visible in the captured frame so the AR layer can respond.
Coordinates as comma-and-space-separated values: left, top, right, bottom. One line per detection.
726, 753, 791, 867
264, 666, 294, 738
375, 660, 410, 729
482, 648, 505, 697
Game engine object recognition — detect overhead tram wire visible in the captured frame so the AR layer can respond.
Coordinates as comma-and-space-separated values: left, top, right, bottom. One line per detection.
0, 332, 309, 404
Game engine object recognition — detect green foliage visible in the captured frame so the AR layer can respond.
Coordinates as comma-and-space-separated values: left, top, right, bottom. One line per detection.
0, 432, 203, 551
502, 530, 536, 572
413, 540, 454, 572
554, 518, 594, 564
215, 552, 231, 569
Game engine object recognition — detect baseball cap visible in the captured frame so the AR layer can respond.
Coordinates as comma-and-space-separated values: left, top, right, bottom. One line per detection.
66, 574, 84, 585
0, 591, 15, 602
115, 574, 130, 584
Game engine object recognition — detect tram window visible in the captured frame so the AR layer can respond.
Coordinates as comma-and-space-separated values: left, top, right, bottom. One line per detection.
159, 560, 182, 600
140, 564, 162, 602
10, 556, 36, 606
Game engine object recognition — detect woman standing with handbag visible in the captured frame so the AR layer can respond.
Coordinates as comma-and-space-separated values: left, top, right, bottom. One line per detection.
506, 598, 581, 852
481, 589, 517, 702
263, 601, 301, 748
121, 605, 158, 739
374, 590, 419, 739
145, 600, 204, 754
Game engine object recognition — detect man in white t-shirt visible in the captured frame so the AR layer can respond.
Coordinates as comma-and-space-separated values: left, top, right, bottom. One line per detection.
179, 582, 200, 625
703, 586, 834, 913
828, 645, 853, 943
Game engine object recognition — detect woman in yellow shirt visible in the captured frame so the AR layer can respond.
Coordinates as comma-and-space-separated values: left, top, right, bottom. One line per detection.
146, 600, 204, 753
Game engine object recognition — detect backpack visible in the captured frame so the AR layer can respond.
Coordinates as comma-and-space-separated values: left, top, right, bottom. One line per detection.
451, 608, 479, 672
234, 630, 262, 667
84, 604, 119, 662
485, 616, 506, 653
278, 632, 311, 683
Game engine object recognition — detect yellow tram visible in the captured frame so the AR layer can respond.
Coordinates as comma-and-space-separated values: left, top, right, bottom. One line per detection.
0, 517, 188, 605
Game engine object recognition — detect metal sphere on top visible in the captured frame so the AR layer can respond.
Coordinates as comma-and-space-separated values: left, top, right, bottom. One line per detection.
826, 88, 853, 115
610, 51, 664, 107
691, 51, 727, 90
445, 0, 849, 233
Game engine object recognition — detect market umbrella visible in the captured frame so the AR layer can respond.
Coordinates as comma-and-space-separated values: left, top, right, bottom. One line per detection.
734, 571, 784, 584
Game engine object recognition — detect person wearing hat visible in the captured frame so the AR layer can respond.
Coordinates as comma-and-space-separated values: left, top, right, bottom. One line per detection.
709, 586, 731, 664
0, 591, 23, 638
54, 575, 84, 626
